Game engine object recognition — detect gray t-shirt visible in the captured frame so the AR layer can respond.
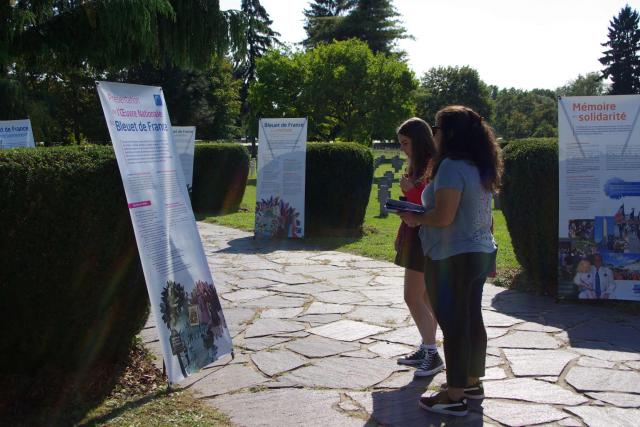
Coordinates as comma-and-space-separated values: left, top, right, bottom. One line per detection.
419, 158, 496, 260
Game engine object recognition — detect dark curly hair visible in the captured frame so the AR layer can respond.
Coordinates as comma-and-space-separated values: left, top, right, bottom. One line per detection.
432, 105, 503, 193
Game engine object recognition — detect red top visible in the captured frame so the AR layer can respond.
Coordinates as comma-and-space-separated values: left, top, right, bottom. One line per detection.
403, 179, 426, 204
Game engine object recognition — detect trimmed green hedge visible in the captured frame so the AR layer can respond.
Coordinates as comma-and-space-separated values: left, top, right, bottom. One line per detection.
0, 146, 148, 379
501, 138, 558, 293
192, 143, 250, 214
305, 142, 374, 234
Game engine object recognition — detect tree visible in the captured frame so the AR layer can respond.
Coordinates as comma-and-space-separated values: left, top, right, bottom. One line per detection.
556, 72, 608, 96
303, 0, 356, 48
342, 0, 410, 55
416, 66, 493, 124
493, 88, 557, 139
302, 0, 409, 55
234, 0, 280, 128
123, 59, 242, 140
600, 5, 640, 94
248, 39, 416, 144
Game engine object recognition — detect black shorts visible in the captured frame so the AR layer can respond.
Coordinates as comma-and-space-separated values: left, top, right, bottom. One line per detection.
394, 224, 425, 273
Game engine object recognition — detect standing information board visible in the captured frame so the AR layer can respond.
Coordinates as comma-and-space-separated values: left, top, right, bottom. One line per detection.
558, 95, 640, 301
0, 119, 35, 148
172, 126, 196, 194
255, 118, 307, 238
97, 81, 231, 383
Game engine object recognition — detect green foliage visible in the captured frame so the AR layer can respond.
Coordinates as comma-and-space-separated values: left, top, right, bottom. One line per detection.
305, 142, 374, 234
191, 143, 250, 214
556, 72, 608, 96
249, 39, 416, 144
493, 88, 557, 139
5, 1, 245, 71
500, 138, 558, 293
234, 0, 281, 125
416, 66, 493, 123
0, 146, 148, 379
302, 0, 409, 55
600, 5, 640, 95
123, 59, 242, 140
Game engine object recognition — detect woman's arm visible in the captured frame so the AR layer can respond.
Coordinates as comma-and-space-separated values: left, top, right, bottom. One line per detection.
399, 188, 461, 228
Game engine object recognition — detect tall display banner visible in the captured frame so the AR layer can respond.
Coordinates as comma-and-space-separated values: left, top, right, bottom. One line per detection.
172, 126, 196, 194
96, 82, 232, 383
558, 95, 640, 301
0, 119, 35, 148
255, 118, 307, 238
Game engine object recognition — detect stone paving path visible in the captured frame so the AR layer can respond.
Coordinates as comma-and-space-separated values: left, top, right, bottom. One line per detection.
141, 223, 640, 426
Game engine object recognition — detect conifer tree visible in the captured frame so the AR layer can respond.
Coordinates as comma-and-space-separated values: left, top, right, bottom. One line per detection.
234, 0, 280, 125
343, 0, 409, 55
600, 5, 640, 94
303, 0, 356, 48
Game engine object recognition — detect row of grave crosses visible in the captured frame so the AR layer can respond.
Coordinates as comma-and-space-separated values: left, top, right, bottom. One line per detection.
374, 155, 405, 218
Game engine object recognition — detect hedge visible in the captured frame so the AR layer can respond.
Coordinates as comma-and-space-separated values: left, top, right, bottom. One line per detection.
305, 142, 374, 234
0, 146, 148, 407
501, 138, 558, 293
191, 143, 250, 214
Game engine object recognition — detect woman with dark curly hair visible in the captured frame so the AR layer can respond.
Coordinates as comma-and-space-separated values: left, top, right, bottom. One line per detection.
399, 105, 502, 416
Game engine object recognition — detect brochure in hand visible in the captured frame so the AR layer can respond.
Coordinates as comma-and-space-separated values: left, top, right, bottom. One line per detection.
384, 199, 426, 214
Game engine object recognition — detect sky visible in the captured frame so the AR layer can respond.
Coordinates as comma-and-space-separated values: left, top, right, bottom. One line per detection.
220, 0, 640, 90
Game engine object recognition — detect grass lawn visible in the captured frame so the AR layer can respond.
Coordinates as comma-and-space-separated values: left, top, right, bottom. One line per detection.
202, 150, 520, 275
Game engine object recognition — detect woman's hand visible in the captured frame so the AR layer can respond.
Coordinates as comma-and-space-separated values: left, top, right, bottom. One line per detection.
399, 174, 414, 193
398, 211, 421, 228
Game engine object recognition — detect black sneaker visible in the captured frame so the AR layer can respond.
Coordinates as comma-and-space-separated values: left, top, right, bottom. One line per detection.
397, 345, 426, 366
414, 351, 444, 377
439, 382, 484, 399
419, 391, 468, 416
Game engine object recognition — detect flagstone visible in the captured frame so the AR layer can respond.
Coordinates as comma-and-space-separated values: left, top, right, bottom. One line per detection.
256, 270, 313, 285
233, 277, 280, 289
488, 331, 561, 349
372, 326, 422, 346
570, 346, 640, 362
483, 366, 508, 380
308, 319, 390, 341
238, 336, 291, 351
281, 357, 398, 389
221, 307, 256, 337
285, 335, 360, 358
250, 349, 308, 376
295, 314, 343, 324
244, 318, 305, 338
368, 342, 413, 358
315, 290, 367, 304
360, 288, 405, 305
565, 366, 640, 393
482, 310, 524, 327
566, 405, 640, 427
577, 356, 617, 369
346, 306, 409, 326
270, 282, 338, 295
512, 321, 562, 333
503, 349, 577, 376
304, 301, 353, 315
192, 364, 268, 397
484, 378, 588, 405
342, 349, 378, 359
222, 289, 274, 302
586, 392, 640, 408
486, 327, 509, 339
260, 307, 304, 319
243, 295, 308, 308
483, 400, 568, 426
209, 389, 363, 427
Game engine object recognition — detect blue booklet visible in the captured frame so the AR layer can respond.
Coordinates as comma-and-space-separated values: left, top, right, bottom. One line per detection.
384, 199, 425, 214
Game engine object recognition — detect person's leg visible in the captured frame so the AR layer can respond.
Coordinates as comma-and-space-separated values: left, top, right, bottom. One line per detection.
467, 250, 495, 384
404, 268, 437, 345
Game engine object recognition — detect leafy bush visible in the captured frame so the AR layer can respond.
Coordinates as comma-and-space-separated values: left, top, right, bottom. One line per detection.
501, 138, 558, 293
305, 142, 374, 234
192, 143, 250, 214
0, 146, 148, 390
